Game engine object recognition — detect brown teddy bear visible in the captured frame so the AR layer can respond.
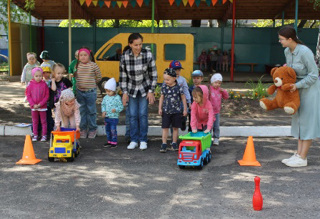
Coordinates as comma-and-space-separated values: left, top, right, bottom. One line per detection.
260, 66, 300, 115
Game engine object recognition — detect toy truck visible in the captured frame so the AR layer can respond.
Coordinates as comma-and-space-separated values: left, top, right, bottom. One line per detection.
177, 132, 212, 170
48, 128, 80, 162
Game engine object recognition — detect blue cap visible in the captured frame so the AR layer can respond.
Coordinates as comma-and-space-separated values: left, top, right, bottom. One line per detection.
191, 70, 203, 77
169, 60, 184, 69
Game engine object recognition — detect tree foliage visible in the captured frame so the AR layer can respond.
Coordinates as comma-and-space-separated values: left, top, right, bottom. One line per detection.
252, 19, 320, 28
59, 19, 179, 28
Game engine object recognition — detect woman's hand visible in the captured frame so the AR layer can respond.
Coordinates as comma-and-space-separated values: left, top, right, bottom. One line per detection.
147, 92, 155, 105
290, 84, 297, 93
122, 93, 129, 106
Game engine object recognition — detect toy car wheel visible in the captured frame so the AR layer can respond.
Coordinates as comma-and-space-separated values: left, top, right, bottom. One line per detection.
66, 152, 75, 162
208, 152, 212, 163
198, 159, 204, 170
179, 165, 185, 169
48, 156, 54, 162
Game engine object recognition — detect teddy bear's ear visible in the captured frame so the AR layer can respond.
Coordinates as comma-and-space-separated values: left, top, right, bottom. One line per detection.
270, 67, 278, 76
286, 67, 296, 80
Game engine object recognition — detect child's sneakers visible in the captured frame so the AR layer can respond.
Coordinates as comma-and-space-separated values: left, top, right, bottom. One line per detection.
40, 135, 47, 142
213, 138, 219, 146
103, 142, 112, 148
171, 142, 179, 151
160, 144, 167, 153
80, 130, 87, 139
88, 130, 97, 139
32, 136, 38, 142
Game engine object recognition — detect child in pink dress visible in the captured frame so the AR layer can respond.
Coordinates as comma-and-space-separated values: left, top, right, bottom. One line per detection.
191, 85, 215, 134
198, 50, 208, 72
26, 67, 49, 142
209, 73, 229, 145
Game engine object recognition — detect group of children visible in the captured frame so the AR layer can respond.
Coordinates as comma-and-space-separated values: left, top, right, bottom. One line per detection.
21, 50, 228, 152
198, 48, 234, 73
21, 48, 102, 142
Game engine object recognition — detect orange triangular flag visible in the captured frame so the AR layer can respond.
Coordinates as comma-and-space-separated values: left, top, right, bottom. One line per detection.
188, 0, 195, 6
79, 0, 85, 5
123, 0, 129, 7
117, 1, 122, 7
212, 0, 217, 6
223, 0, 227, 3
86, 0, 92, 6
16, 135, 42, 165
105, 0, 111, 7
137, 0, 143, 7
169, 0, 175, 5
92, 0, 98, 6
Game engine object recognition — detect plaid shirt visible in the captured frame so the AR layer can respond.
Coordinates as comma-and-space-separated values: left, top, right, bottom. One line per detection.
119, 48, 157, 98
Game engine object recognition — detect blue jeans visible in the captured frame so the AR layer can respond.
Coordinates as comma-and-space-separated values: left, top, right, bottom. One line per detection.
125, 106, 130, 138
105, 117, 118, 144
76, 88, 97, 132
128, 92, 148, 142
213, 113, 220, 139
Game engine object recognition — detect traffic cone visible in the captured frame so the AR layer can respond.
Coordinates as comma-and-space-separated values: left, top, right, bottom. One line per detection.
238, 136, 261, 166
16, 135, 42, 165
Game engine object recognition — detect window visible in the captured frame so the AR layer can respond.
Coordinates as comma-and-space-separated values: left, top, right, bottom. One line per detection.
165, 44, 186, 61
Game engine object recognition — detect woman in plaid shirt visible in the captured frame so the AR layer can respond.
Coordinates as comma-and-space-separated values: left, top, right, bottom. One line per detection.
119, 33, 157, 150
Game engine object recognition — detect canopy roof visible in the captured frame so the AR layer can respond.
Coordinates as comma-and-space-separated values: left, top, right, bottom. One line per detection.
12, 0, 320, 22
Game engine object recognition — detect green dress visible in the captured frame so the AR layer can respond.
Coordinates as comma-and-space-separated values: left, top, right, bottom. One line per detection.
68, 59, 78, 94
285, 44, 320, 140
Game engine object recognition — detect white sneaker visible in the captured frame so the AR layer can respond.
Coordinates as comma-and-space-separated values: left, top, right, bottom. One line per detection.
127, 142, 138, 150
281, 153, 299, 164
285, 156, 307, 167
140, 142, 147, 150
213, 138, 219, 146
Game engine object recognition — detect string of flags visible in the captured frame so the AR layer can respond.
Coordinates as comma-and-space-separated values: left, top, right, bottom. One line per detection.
79, 0, 230, 8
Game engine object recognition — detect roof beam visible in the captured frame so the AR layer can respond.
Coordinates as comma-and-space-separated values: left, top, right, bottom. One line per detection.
71, 0, 95, 24
221, 1, 233, 22
273, 0, 294, 19
12, 0, 43, 20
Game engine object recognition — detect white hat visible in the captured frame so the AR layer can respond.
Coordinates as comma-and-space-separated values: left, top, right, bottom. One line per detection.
60, 89, 75, 101
104, 78, 117, 91
210, 73, 223, 83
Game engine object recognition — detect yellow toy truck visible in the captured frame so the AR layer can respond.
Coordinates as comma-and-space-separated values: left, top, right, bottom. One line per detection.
48, 128, 80, 162
94, 33, 194, 92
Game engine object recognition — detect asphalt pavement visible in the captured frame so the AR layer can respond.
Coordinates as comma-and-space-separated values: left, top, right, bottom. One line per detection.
1, 136, 320, 218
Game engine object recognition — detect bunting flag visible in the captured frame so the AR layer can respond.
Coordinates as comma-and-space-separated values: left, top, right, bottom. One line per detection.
116, 1, 122, 8
182, 0, 188, 6
223, 0, 227, 3
111, 1, 117, 7
79, 0, 85, 5
123, 1, 129, 8
175, 0, 182, 6
206, 0, 211, 6
137, 0, 143, 7
130, 0, 136, 8
212, 0, 217, 6
86, 0, 92, 6
169, 0, 175, 5
144, 0, 150, 6
92, 0, 98, 6
104, 1, 111, 7
188, 0, 195, 7
195, 0, 201, 7
98, 0, 104, 7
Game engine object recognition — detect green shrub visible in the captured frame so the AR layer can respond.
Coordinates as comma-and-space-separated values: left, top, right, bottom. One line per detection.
245, 76, 270, 99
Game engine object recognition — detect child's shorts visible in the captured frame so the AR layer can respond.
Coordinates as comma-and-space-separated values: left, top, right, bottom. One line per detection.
162, 112, 182, 129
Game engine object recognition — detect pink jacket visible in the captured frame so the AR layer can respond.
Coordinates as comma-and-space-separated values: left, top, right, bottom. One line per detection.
209, 85, 229, 114
191, 85, 215, 131
54, 100, 81, 128
26, 79, 49, 109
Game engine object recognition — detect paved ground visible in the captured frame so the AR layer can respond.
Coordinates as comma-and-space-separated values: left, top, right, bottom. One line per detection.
1, 136, 320, 218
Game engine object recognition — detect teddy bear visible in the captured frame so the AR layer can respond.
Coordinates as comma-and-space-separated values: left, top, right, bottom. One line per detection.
260, 66, 300, 115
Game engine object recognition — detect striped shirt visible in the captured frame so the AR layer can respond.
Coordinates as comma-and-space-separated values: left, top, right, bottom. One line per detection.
76, 62, 102, 91
119, 48, 157, 98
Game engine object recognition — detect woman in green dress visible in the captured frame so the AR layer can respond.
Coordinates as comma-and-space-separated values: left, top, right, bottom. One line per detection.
278, 26, 320, 167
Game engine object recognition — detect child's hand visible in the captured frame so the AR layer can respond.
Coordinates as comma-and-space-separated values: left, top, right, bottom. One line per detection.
56, 126, 60, 131
112, 109, 116, 113
33, 104, 39, 109
76, 126, 80, 132
158, 109, 162, 116
204, 129, 210, 134
220, 88, 225, 93
192, 129, 197, 133
102, 112, 106, 117
183, 110, 187, 117
203, 108, 208, 113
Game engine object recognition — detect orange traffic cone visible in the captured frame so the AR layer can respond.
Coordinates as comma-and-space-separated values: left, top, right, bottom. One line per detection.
16, 135, 42, 165
238, 136, 261, 166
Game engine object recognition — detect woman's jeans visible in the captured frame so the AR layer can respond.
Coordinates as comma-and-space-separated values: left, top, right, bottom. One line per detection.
128, 92, 148, 143
76, 88, 97, 132
105, 117, 118, 144
213, 113, 220, 139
